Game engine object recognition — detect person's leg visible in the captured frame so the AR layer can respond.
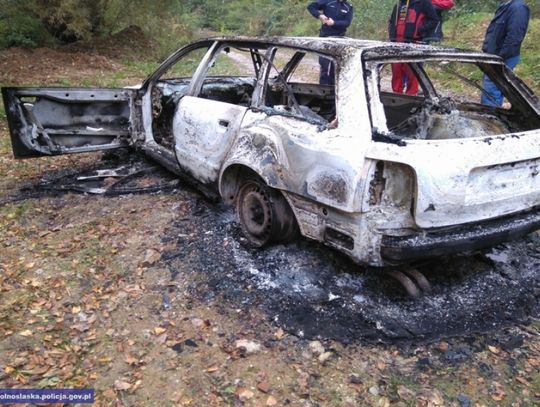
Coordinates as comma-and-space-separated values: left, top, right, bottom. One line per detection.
392, 63, 405, 93
327, 61, 335, 86
481, 55, 520, 106
481, 75, 503, 106
319, 56, 333, 85
403, 63, 419, 96
505, 55, 520, 70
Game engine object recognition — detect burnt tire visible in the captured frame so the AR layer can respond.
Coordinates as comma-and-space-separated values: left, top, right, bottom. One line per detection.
235, 179, 298, 247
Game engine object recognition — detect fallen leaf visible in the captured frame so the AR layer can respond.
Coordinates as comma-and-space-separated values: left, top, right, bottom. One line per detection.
491, 381, 506, 401
15, 373, 28, 384
132, 379, 142, 391
98, 356, 113, 364
397, 384, 415, 401
21, 366, 50, 375
114, 380, 132, 391
165, 359, 177, 370
102, 389, 116, 399
319, 351, 333, 364
274, 328, 285, 340
206, 364, 219, 373
237, 389, 254, 400
257, 381, 271, 393
4, 366, 15, 374
154, 327, 166, 335
141, 249, 161, 267
418, 389, 444, 406
124, 354, 139, 366
71, 306, 81, 314
491, 393, 505, 401
235, 339, 262, 354
488, 345, 501, 354
191, 318, 204, 328
308, 341, 325, 356
438, 341, 449, 352
266, 396, 278, 406
516, 376, 530, 386
19, 330, 33, 337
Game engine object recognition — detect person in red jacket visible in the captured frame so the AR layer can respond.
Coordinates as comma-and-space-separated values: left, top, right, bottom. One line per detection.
424, 0, 455, 42
388, 0, 438, 95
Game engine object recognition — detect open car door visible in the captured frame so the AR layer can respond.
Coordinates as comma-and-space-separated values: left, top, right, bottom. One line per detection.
2, 87, 136, 158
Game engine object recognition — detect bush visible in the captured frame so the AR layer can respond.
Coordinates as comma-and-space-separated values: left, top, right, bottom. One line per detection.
0, 8, 53, 48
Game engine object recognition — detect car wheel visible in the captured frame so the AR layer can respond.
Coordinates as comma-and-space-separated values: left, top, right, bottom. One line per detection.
236, 179, 298, 247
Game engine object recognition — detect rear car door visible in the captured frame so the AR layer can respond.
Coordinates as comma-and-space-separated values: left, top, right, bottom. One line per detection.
2, 87, 135, 158
173, 44, 262, 184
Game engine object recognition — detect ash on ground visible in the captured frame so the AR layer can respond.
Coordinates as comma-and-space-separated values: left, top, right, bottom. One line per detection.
161, 196, 540, 344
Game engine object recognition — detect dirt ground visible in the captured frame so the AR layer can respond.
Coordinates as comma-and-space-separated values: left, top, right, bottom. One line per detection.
1, 41, 540, 407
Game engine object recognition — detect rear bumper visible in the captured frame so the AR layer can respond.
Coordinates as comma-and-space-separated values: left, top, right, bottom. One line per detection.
380, 207, 540, 262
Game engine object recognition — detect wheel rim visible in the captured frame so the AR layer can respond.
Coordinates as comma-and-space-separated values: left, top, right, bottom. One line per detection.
238, 182, 273, 245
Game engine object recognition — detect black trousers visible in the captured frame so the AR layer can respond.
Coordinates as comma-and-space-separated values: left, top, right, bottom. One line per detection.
319, 56, 335, 85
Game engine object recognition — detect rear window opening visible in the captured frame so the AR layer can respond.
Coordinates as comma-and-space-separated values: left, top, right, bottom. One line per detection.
372, 60, 540, 141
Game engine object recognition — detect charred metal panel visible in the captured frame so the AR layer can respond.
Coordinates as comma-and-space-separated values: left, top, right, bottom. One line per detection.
283, 191, 386, 265
221, 111, 365, 212
174, 96, 247, 184
221, 50, 372, 212
2, 88, 133, 158
381, 206, 540, 262
306, 168, 350, 205
367, 131, 540, 228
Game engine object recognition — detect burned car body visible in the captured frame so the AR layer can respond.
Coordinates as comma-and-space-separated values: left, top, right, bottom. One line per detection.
3, 37, 540, 267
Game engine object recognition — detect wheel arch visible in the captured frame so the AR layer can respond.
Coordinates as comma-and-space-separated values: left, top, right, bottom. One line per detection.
219, 163, 280, 204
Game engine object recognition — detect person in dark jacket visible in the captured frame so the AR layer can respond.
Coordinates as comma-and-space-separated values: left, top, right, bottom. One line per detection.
388, 0, 438, 95
481, 0, 530, 106
424, 0, 455, 43
307, 0, 354, 85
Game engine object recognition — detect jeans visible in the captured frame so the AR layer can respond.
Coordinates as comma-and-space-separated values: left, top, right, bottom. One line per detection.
481, 55, 520, 107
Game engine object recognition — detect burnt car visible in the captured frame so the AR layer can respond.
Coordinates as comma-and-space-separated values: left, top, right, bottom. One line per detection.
3, 37, 540, 267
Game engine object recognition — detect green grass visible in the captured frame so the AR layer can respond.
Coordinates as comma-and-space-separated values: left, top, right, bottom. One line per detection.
385, 374, 419, 406
3, 200, 34, 221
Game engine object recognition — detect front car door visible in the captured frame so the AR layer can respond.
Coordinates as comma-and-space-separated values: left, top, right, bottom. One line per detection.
2, 87, 135, 158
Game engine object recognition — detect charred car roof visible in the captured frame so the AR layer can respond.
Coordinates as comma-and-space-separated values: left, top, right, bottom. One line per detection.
198, 36, 502, 62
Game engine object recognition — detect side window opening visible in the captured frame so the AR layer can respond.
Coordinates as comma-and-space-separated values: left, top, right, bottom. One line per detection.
374, 60, 540, 142
264, 47, 337, 128
197, 45, 261, 107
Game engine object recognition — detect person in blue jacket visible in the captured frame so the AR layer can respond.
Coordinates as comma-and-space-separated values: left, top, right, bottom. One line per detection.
481, 0, 530, 107
307, 1, 354, 85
